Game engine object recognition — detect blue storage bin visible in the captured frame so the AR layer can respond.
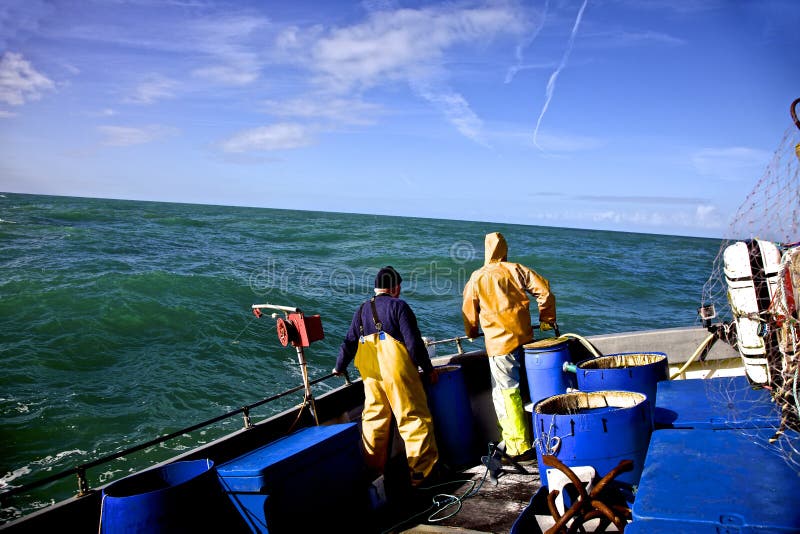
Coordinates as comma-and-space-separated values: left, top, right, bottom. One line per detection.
425, 364, 477, 469
217, 423, 367, 533
533, 390, 652, 505
631, 428, 800, 532
653, 375, 782, 429
524, 337, 576, 407
510, 486, 547, 534
100, 459, 225, 533
575, 352, 668, 423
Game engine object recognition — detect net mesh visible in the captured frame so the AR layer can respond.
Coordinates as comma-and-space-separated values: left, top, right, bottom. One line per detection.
700, 111, 800, 473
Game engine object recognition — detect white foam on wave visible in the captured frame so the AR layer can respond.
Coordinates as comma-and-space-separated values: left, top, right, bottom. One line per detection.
1, 396, 45, 416
2, 449, 88, 490
34, 449, 86, 468
1, 466, 32, 488
97, 467, 127, 484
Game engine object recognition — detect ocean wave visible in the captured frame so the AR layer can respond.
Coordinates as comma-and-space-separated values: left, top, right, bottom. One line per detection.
32, 449, 87, 469
0, 466, 32, 488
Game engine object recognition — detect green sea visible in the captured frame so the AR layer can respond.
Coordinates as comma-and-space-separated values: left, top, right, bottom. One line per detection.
0, 193, 720, 522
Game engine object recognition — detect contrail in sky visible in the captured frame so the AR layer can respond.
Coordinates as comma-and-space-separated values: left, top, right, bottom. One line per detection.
533, 0, 589, 150
504, 0, 550, 85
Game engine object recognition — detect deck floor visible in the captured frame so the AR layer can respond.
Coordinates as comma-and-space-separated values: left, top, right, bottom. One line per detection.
391, 461, 543, 534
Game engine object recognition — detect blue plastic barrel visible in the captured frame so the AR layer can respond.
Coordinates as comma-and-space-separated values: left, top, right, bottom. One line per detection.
100, 459, 223, 533
575, 352, 668, 422
524, 337, 575, 407
533, 390, 652, 504
425, 364, 476, 469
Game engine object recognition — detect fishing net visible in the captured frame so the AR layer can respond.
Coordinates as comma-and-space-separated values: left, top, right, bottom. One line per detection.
700, 100, 800, 473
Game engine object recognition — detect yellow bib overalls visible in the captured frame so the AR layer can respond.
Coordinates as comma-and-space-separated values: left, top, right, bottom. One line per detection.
354, 298, 438, 485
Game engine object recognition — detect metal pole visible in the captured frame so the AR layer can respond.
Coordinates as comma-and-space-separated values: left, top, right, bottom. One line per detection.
295, 346, 319, 425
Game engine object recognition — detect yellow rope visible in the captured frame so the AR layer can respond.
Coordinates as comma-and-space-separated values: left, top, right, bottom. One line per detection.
668, 332, 718, 380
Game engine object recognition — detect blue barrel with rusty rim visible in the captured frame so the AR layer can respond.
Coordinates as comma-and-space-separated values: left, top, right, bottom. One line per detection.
574, 352, 668, 423
533, 390, 652, 505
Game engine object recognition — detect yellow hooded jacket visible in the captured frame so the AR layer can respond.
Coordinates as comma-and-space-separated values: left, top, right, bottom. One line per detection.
462, 232, 556, 356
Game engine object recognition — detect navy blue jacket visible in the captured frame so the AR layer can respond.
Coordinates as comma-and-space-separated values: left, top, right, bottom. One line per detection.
336, 294, 434, 375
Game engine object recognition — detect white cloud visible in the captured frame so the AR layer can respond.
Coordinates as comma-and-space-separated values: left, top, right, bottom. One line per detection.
218, 2, 540, 150
220, 123, 314, 153
0, 51, 54, 106
188, 14, 268, 86
515, 201, 726, 235
260, 97, 382, 126
291, 2, 535, 146
584, 206, 725, 232
575, 194, 709, 205
412, 83, 486, 145
125, 74, 178, 105
696, 204, 716, 219
592, 210, 622, 223
309, 3, 529, 92
192, 65, 258, 86
98, 125, 177, 146
0, 109, 17, 118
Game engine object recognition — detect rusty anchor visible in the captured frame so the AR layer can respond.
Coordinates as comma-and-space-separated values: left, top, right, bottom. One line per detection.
541, 454, 634, 534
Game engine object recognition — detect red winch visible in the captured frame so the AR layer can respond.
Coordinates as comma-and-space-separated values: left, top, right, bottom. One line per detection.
251, 303, 326, 425
252, 305, 325, 347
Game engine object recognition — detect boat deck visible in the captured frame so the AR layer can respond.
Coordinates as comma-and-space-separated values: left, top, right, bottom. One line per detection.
380, 459, 543, 534
428, 464, 541, 533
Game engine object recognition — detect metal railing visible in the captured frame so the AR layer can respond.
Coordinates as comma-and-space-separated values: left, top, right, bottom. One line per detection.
0, 372, 341, 503
424, 323, 559, 355
425, 333, 483, 355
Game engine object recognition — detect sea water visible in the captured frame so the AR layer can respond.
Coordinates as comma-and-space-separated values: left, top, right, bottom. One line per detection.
0, 193, 719, 521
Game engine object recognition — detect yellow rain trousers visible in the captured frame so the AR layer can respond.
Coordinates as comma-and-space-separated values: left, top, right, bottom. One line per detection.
355, 330, 439, 485
488, 349, 531, 456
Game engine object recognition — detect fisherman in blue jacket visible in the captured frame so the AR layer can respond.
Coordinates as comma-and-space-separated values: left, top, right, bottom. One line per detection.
334, 266, 441, 488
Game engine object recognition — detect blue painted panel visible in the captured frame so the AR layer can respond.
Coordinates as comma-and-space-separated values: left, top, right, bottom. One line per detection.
654, 375, 781, 429
217, 423, 366, 532
631, 428, 800, 532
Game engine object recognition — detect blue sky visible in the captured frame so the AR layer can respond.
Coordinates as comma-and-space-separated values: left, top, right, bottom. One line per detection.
0, 0, 798, 238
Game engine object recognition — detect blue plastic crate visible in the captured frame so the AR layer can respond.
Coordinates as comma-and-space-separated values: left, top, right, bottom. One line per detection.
217, 423, 367, 532
654, 375, 781, 429
631, 428, 800, 532
510, 486, 547, 534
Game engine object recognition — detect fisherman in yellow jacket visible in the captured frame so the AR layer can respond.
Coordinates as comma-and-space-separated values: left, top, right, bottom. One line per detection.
462, 232, 556, 462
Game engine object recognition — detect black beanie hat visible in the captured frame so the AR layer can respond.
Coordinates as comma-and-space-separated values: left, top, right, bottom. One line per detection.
375, 266, 402, 289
